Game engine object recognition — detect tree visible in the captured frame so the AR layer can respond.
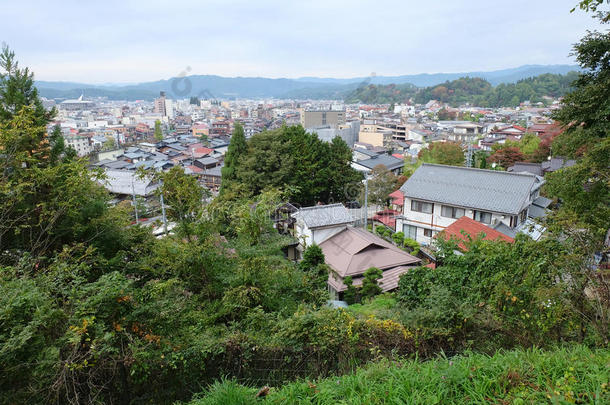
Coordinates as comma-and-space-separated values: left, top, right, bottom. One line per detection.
487, 146, 524, 169
0, 45, 52, 126
154, 119, 163, 141
418, 142, 465, 166
220, 122, 247, 194
299, 244, 325, 271
361, 267, 383, 299
189, 96, 200, 105
48, 124, 67, 165
343, 276, 358, 304
367, 165, 400, 206
232, 125, 361, 206
157, 166, 207, 238
545, 7, 610, 233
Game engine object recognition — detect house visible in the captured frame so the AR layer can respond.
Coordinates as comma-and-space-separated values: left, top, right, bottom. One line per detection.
320, 226, 421, 299
389, 190, 404, 212
396, 164, 545, 245
351, 154, 404, 175
508, 157, 576, 177
436, 216, 514, 251
291, 203, 355, 248
101, 169, 159, 198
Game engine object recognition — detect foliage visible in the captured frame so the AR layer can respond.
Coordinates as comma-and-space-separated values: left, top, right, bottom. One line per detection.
344, 83, 417, 104
487, 146, 525, 168
156, 166, 208, 238
154, 119, 163, 141
403, 238, 420, 255
397, 233, 609, 348
343, 276, 358, 305
361, 267, 383, 299
0, 45, 52, 125
547, 13, 610, 232
345, 73, 579, 107
220, 122, 246, 194
418, 142, 465, 166
231, 125, 362, 206
367, 165, 400, 206
391, 231, 405, 246
188, 345, 610, 404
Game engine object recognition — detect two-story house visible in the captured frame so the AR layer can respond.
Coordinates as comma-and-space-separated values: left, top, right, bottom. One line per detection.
395, 164, 545, 245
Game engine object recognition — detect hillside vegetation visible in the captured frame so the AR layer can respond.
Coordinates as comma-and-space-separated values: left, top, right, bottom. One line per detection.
187, 345, 610, 404
344, 72, 579, 107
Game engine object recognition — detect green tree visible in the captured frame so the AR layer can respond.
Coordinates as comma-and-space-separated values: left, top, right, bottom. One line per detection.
418, 142, 465, 166
367, 164, 400, 206
299, 244, 325, 271
343, 276, 358, 304
189, 96, 200, 105
233, 125, 361, 206
154, 119, 163, 141
48, 124, 67, 165
361, 267, 383, 299
220, 122, 247, 194
546, 8, 610, 233
157, 166, 207, 239
0, 45, 52, 126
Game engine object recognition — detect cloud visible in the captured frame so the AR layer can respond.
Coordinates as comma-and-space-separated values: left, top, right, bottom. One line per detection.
2, 0, 603, 82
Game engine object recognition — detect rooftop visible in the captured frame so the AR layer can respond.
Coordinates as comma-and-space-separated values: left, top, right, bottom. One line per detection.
292, 203, 354, 229
399, 164, 544, 215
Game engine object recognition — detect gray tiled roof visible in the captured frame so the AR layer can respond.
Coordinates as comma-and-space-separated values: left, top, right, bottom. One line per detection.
292, 203, 354, 228
356, 155, 404, 171
399, 164, 544, 215
101, 170, 159, 196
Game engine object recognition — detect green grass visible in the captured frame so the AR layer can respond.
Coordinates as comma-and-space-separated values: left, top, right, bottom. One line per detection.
186, 345, 609, 404
347, 293, 397, 317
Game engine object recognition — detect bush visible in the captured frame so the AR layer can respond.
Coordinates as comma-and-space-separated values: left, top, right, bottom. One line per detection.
361, 267, 383, 299
403, 237, 420, 255
392, 231, 405, 246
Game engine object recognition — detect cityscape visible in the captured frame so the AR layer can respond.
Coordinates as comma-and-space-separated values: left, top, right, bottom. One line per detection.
0, 1, 608, 404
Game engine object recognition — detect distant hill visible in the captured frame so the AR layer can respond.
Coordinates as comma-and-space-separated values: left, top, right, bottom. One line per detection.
345, 72, 580, 107
35, 64, 580, 101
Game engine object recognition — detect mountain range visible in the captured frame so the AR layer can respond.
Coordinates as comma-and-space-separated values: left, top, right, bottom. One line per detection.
35, 64, 580, 101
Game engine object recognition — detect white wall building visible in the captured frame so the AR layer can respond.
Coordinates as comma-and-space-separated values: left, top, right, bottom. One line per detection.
395, 164, 545, 245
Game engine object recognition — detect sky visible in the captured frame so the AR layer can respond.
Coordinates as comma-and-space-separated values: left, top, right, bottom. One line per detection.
1, 0, 604, 84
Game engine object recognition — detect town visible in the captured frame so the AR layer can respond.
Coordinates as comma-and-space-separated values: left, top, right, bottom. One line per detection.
1, 1, 609, 404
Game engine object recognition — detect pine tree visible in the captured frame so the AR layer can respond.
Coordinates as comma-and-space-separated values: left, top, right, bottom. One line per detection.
0, 45, 52, 126
361, 267, 383, 299
220, 122, 246, 193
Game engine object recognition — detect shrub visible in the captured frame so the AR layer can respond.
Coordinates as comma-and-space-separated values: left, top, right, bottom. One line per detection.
361, 267, 383, 299
403, 237, 420, 255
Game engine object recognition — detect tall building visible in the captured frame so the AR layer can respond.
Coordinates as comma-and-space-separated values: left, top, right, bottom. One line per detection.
300, 109, 345, 128
154, 91, 167, 116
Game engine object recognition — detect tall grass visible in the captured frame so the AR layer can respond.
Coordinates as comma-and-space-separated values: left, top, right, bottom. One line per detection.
187, 345, 609, 404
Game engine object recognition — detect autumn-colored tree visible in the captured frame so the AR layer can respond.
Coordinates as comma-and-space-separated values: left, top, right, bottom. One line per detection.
487, 147, 524, 169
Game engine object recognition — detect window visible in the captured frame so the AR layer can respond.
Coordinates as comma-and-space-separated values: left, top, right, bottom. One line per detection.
474, 210, 492, 224
441, 205, 465, 219
411, 200, 433, 214
423, 228, 433, 237
403, 224, 417, 240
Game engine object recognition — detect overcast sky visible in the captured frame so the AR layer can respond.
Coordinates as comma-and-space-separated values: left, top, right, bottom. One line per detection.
1, 0, 603, 83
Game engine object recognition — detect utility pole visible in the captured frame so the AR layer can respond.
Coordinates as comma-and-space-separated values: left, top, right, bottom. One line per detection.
160, 183, 168, 235
466, 142, 474, 168
363, 176, 369, 229
131, 177, 139, 222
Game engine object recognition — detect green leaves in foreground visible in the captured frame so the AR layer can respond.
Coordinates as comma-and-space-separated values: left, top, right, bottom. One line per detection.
188, 345, 610, 405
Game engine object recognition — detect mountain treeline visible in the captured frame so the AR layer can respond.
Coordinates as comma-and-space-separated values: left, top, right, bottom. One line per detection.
344, 72, 579, 107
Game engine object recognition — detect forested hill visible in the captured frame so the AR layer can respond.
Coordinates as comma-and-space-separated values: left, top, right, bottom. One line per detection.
344, 72, 580, 107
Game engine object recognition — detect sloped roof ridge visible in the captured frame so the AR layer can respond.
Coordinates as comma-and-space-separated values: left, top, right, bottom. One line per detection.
420, 163, 539, 179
